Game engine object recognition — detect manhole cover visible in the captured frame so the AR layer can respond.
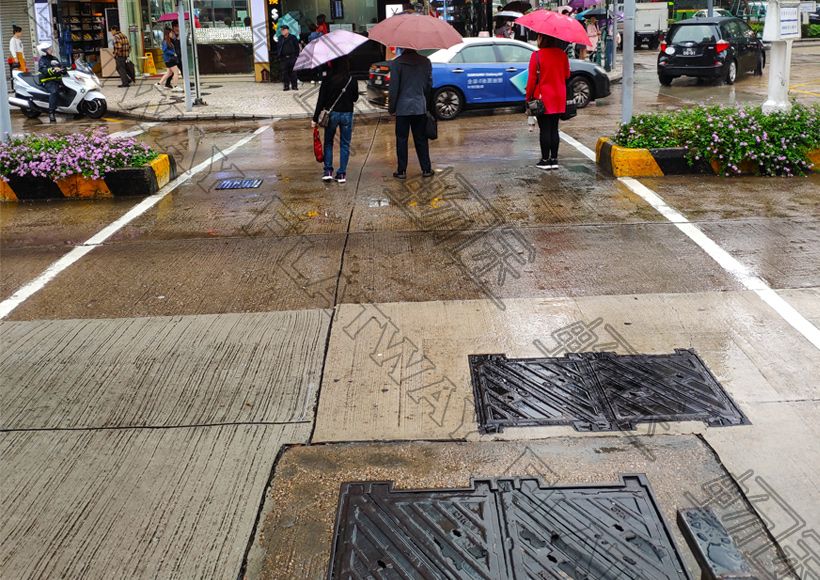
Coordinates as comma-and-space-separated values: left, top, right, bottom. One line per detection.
215, 178, 263, 190
470, 349, 749, 433
328, 475, 690, 579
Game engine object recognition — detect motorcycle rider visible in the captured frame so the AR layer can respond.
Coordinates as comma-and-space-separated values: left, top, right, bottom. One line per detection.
37, 42, 63, 123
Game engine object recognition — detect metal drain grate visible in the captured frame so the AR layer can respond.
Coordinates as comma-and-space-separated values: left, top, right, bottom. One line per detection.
328, 475, 690, 580
215, 178, 263, 190
470, 349, 749, 433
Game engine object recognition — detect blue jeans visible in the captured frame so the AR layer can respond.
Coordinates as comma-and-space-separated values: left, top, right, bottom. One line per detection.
323, 111, 353, 174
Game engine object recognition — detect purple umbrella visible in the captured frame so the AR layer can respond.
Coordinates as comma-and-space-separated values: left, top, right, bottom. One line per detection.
568, 0, 601, 11
157, 12, 190, 22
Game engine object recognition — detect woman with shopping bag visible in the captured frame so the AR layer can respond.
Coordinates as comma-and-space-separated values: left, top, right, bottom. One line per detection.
311, 56, 359, 184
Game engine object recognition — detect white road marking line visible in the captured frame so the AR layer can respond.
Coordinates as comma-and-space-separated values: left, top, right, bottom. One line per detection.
560, 131, 820, 351
0, 124, 272, 320
110, 122, 161, 139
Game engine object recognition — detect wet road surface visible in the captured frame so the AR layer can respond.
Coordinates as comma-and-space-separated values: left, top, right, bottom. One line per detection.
1, 47, 818, 579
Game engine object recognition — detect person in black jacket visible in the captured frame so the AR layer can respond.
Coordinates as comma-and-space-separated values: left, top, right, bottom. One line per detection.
277, 25, 300, 91
37, 42, 64, 123
311, 56, 359, 183
388, 48, 433, 179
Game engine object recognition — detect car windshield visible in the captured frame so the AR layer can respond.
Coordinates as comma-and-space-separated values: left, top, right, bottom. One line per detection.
669, 24, 717, 43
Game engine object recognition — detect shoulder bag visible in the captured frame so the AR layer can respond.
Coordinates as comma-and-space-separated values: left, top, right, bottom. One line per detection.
526, 54, 545, 116
561, 78, 577, 121
317, 77, 352, 128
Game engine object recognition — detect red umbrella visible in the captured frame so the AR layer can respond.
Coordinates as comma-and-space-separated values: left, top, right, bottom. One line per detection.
368, 14, 462, 50
157, 12, 189, 22
515, 9, 591, 46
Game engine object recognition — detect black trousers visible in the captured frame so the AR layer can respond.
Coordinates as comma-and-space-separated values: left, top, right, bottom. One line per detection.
537, 113, 560, 160
44, 81, 60, 113
115, 56, 133, 86
281, 56, 297, 89
395, 114, 431, 174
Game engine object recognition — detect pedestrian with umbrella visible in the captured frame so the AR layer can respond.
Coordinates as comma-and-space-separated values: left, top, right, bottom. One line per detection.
515, 9, 590, 170
297, 30, 369, 183
367, 14, 462, 179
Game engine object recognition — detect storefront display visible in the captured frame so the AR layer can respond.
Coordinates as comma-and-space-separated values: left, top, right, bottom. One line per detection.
57, 0, 116, 71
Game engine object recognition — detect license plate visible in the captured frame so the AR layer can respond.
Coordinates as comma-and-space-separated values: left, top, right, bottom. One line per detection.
374, 78, 382, 85
683, 48, 696, 55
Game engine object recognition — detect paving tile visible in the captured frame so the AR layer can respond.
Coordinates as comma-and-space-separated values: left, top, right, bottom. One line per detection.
312, 292, 819, 442
0, 310, 330, 429
6, 235, 343, 320
0, 424, 307, 580
246, 437, 787, 579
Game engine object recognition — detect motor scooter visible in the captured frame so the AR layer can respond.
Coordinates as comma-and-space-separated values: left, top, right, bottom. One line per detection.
8, 59, 107, 119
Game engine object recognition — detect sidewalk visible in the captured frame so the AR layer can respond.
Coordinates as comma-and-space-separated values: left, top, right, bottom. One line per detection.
104, 74, 380, 121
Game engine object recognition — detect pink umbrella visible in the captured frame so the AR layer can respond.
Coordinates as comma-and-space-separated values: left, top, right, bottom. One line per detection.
515, 9, 592, 46
157, 12, 189, 22
368, 14, 462, 50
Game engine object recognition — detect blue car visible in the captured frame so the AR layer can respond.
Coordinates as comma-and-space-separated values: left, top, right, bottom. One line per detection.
366, 38, 611, 120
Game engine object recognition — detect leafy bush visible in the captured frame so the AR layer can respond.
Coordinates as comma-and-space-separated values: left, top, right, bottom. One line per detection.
614, 104, 820, 176
0, 128, 158, 182
806, 24, 820, 38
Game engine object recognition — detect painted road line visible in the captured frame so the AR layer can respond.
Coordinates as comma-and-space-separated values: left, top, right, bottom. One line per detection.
0, 124, 272, 320
560, 131, 820, 351
110, 122, 161, 139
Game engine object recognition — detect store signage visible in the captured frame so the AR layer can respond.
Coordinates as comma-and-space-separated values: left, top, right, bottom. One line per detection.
762, 0, 801, 40
33, 0, 53, 44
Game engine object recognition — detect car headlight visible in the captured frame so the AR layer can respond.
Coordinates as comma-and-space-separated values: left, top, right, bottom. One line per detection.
594, 65, 607, 75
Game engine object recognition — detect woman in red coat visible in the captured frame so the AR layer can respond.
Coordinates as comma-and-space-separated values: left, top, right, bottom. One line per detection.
525, 34, 571, 170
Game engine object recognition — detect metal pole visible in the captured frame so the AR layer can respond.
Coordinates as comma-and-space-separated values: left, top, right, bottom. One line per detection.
707, 0, 714, 17
178, 1, 193, 112
187, 0, 204, 104
622, 0, 635, 123
0, 28, 13, 141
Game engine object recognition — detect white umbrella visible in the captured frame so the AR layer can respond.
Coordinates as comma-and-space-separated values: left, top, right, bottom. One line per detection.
496, 10, 524, 17
294, 30, 369, 70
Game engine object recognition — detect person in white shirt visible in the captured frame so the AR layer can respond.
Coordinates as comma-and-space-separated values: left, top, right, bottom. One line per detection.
9, 26, 24, 63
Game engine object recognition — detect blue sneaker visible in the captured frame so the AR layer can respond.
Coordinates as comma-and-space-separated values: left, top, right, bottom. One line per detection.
322, 169, 333, 181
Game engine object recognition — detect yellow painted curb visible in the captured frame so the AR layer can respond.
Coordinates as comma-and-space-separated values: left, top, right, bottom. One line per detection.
809, 149, 820, 169
149, 154, 171, 188
56, 174, 112, 198
611, 144, 664, 177
596, 137, 607, 160
0, 180, 18, 202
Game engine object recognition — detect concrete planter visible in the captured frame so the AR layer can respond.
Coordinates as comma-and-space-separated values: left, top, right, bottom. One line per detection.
0, 154, 176, 202
596, 137, 820, 177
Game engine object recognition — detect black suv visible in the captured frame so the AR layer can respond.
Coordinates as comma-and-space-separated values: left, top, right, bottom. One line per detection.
657, 17, 765, 86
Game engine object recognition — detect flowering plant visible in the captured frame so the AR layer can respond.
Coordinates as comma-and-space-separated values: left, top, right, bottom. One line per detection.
614, 104, 820, 176
0, 129, 159, 182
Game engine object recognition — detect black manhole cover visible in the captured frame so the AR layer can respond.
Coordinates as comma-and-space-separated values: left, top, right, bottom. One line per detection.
470, 348, 749, 433
215, 178, 263, 190
328, 475, 690, 579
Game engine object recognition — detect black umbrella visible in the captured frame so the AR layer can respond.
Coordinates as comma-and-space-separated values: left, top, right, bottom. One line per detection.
502, 1, 532, 13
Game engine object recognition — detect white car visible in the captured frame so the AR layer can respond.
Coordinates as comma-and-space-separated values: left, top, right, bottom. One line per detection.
693, 8, 734, 18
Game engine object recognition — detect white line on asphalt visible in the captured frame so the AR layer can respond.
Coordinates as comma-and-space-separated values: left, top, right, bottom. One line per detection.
0, 124, 272, 320
110, 122, 161, 139
560, 131, 820, 351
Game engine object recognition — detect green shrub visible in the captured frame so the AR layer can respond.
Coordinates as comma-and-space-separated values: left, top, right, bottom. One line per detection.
614, 104, 820, 176
806, 24, 820, 38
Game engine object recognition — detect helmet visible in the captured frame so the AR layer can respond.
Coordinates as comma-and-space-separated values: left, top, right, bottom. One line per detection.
37, 41, 52, 54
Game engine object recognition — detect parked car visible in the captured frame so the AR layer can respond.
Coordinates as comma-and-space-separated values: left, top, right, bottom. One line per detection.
366, 38, 611, 120
692, 8, 733, 18
657, 16, 765, 86
809, 7, 820, 24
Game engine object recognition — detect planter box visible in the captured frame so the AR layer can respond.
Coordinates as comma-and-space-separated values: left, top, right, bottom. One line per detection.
596, 138, 820, 177
0, 154, 176, 202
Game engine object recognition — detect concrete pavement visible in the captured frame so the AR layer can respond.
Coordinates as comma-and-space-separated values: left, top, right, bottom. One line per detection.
1, 47, 819, 579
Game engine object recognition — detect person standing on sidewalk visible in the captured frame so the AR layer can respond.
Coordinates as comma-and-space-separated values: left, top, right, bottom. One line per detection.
312, 56, 359, 184
109, 25, 134, 87
526, 34, 570, 170
277, 25, 300, 91
9, 26, 26, 75
388, 48, 433, 179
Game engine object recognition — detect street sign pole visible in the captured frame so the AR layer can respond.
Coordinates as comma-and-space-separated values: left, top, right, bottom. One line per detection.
707, 0, 714, 17
762, 0, 799, 113
187, 0, 205, 105
0, 27, 13, 141
622, 0, 636, 123
178, 1, 193, 112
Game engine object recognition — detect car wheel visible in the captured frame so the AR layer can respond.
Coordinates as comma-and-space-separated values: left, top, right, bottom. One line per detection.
82, 98, 107, 119
658, 74, 674, 87
21, 106, 41, 119
570, 76, 592, 108
433, 87, 463, 120
725, 59, 737, 85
